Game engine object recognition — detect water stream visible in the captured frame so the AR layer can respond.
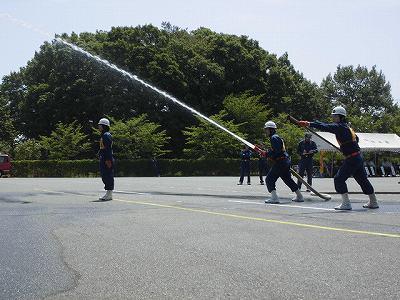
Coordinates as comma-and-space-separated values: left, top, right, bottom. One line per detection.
55, 37, 255, 149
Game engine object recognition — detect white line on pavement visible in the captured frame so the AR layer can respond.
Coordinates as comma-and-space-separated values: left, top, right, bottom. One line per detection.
114, 190, 152, 195
228, 200, 334, 211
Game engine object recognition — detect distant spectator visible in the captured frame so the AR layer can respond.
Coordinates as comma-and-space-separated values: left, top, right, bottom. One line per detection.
151, 157, 160, 177
256, 142, 269, 185
296, 133, 318, 191
381, 160, 393, 176
368, 161, 377, 176
238, 145, 252, 185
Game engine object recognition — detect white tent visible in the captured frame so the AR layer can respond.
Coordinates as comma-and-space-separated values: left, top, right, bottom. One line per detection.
311, 132, 400, 153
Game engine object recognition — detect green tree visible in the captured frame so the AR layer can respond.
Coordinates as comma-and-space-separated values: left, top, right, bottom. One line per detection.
386, 109, 400, 134
13, 139, 42, 160
0, 88, 17, 152
222, 92, 272, 143
0, 141, 12, 155
110, 114, 170, 159
321, 65, 395, 117
369, 108, 400, 134
183, 113, 246, 159
262, 53, 329, 119
39, 121, 91, 159
0, 25, 361, 156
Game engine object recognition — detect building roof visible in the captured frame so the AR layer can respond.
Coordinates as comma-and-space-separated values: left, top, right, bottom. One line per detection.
311, 132, 400, 152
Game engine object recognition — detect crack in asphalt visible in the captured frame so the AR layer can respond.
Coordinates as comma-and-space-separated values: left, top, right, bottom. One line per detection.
43, 229, 82, 299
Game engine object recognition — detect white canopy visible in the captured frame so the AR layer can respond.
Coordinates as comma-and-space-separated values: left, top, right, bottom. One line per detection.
310, 132, 400, 152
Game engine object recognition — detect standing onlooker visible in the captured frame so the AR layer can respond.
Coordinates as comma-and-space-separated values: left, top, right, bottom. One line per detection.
238, 145, 252, 185
151, 157, 161, 177
98, 118, 114, 201
297, 133, 318, 191
257, 142, 268, 185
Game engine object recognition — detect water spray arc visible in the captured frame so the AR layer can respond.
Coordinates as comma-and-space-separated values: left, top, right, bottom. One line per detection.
55, 38, 331, 201
55, 38, 253, 149
0, 13, 53, 38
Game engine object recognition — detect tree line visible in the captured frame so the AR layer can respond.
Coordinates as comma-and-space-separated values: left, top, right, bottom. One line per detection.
0, 23, 398, 160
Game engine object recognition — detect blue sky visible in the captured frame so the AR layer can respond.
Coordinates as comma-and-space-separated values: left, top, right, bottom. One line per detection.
1, 0, 399, 102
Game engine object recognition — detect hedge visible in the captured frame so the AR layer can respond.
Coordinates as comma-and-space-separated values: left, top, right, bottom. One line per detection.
11, 159, 98, 177
10, 159, 271, 177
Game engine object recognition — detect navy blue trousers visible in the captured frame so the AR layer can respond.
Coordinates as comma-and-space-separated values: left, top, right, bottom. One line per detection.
297, 158, 313, 188
239, 160, 250, 183
334, 155, 374, 194
266, 159, 298, 193
100, 159, 114, 190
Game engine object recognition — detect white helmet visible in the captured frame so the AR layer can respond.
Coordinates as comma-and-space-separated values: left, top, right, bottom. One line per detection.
331, 106, 347, 116
98, 118, 110, 127
264, 121, 277, 129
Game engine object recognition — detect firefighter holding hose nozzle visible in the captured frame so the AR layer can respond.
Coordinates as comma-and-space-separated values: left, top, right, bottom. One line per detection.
296, 106, 379, 210
254, 121, 304, 204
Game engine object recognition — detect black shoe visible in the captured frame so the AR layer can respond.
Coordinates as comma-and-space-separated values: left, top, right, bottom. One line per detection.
260, 181, 264, 185
247, 182, 251, 185
237, 182, 243, 185
306, 189, 311, 192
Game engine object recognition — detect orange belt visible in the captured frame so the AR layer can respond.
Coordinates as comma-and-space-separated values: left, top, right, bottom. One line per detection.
346, 151, 360, 159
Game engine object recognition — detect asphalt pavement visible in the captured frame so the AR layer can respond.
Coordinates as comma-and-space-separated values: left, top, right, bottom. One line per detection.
1, 176, 399, 299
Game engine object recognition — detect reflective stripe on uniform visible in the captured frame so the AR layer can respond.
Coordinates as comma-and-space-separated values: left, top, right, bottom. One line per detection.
336, 127, 357, 146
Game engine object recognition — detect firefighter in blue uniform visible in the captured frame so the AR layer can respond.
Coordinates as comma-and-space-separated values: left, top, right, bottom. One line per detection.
98, 118, 114, 201
255, 121, 304, 203
238, 145, 252, 185
297, 133, 318, 191
297, 106, 379, 210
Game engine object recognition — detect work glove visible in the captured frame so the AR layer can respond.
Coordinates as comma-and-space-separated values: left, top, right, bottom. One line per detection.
253, 145, 267, 157
297, 120, 310, 127
105, 160, 113, 169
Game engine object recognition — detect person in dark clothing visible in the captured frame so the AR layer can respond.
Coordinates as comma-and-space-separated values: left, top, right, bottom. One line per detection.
238, 145, 252, 185
98, 118, 114, 201
254, 121, 304, 203
258, 151, 268, 185
297, 106, 379, 210
297, 133, 318, 191
151, 157, 160, 177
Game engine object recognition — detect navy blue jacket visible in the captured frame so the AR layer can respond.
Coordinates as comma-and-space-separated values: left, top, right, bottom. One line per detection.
240, 149, 252, 160
99, 132, 113, 161
297, 140, 318, 159
267, 133, 289, 160
310, 121, 359, 156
